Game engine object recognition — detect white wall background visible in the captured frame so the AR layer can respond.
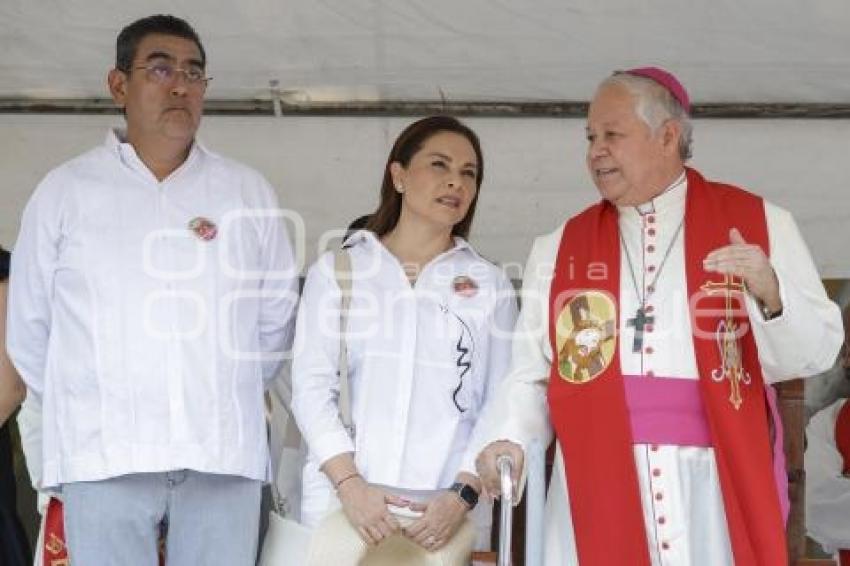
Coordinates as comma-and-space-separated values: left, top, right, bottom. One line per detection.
1, 114, 848, 277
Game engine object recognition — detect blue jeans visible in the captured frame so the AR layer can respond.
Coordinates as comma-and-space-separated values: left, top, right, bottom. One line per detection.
63, 470, 262, 566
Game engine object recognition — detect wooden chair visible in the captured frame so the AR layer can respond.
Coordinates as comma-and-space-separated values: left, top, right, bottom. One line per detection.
779, 379, 808, 563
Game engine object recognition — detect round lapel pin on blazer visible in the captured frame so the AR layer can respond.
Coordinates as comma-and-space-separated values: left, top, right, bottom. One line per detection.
188, 217, 217, 241
452, 275, 478, 298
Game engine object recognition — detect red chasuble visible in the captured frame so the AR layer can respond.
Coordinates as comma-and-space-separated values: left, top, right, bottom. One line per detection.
835, 400, 850, 566
547, 167, 786, 565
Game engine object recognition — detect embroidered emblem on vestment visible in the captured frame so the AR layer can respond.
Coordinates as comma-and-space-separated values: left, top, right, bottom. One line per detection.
555, 291, 617, 383
700, 274, 751, 410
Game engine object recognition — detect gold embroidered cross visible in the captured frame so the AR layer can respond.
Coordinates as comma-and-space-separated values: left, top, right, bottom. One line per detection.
701, 274, 748, 410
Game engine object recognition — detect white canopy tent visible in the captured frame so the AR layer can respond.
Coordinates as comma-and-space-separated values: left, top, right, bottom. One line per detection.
2, 1, 849, 276
3, 0, 850, 103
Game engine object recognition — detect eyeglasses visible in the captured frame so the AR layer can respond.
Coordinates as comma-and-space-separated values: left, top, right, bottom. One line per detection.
131, 63, 212, 86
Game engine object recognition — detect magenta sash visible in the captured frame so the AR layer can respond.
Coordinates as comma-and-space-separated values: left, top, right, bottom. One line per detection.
623, 373, 790, 523
623, 374, 712, 446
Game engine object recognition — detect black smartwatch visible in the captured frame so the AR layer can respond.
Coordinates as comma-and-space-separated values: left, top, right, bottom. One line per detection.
759, 302, 783, 321
448, 482, 479, 509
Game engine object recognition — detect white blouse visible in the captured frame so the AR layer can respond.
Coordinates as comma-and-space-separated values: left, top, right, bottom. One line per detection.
291, 230, 518, 530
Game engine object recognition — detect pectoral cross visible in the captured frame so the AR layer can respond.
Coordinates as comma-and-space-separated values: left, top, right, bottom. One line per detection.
701, 274, 748, 409
626, 306, 654, 353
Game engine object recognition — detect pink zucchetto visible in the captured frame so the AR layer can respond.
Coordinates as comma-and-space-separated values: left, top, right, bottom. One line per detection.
623, 66, 691, 113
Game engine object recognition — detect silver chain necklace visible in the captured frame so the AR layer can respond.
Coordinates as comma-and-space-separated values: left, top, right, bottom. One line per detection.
619, 216, 684, 353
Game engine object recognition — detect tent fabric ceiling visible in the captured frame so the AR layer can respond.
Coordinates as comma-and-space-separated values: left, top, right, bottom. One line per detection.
2, 1, 849, 104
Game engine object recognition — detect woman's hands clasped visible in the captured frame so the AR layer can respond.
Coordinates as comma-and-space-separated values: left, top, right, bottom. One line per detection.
329, 451, 477, 551
404, 491, 469, 550
337, 476, 410, 546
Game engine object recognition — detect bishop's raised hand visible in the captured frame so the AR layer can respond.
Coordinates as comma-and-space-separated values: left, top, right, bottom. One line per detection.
703, 227, 782, 315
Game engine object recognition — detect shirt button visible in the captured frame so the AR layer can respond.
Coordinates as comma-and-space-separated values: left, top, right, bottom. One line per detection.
648, 228, 657, 237
645, 305, 654, 313
650, 444, 659, 452
658, 516, 666, 525
655, 492, 663, 501
652, 468, 661, 477
645, 346, 654, 354
647, 265, 656, 273
647, 245, 656, 253
646, 325, 654, 333
647, 285, 655, 294
646, 370, 655, 378
648, 215, 656, 224
662, 542, 670, 550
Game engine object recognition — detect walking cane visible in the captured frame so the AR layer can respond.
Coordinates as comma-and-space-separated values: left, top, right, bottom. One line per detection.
496, 455, 513, 566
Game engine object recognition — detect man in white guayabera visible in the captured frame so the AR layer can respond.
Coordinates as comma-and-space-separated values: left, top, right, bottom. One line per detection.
6, 15, 298, 566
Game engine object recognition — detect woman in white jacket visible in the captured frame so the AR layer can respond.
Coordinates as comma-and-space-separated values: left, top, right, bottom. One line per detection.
291, 116, 517, 558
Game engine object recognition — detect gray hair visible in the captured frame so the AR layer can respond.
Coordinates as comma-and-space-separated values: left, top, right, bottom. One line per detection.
602, 72, 693, 160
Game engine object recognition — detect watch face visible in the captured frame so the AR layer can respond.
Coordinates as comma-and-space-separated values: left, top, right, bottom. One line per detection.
451, 482, 479, 508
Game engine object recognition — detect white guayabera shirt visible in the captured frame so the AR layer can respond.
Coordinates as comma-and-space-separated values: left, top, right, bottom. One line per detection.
7, 129, 298, 488
291, 230, 518, 546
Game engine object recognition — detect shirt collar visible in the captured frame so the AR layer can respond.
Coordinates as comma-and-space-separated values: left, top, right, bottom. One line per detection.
344, 229, 472, 256
105, 128, 205, 182
618, 171, 687, 218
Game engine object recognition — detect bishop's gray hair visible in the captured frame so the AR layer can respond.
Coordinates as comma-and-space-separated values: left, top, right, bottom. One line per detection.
602, 71, 693, 160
